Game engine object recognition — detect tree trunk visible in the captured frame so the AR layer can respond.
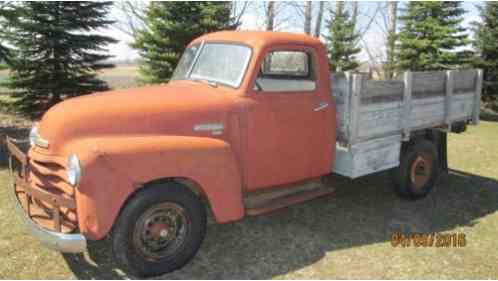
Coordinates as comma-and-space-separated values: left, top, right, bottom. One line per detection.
313, 1, 324, 37
351, 1, 358, 30
230, 1, 250, 29
304, 1, 312, 35
336, 1, 344, 18
386, 1, 398, 79
266, 1, 275, 31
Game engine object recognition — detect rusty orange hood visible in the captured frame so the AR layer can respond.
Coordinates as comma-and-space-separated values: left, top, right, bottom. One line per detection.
37, 80, 243, 154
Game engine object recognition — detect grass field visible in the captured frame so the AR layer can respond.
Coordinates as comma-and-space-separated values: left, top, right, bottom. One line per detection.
0, 67, 498, 279
0, 124, 497, 279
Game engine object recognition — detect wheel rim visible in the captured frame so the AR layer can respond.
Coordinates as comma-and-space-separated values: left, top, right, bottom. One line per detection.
410, 152, 434, 192
132, 202, 190, 260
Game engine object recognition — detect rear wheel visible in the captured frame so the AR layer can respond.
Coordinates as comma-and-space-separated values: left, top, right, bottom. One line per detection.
111, 182, 206, 277
392, 140, 439, 199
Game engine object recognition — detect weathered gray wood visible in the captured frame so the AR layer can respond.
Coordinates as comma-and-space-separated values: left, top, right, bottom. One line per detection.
332, 69, 481, 179
354, 94, 476, 144
331, 72, 351, 144
402, 71, 412, 140
362, 80, 404, 98
357, 103, 402, 140
344, 72, 352, 142
334, 134, 401, 178
332, 70, 480, 145
331, 72, 348, 104
445, 70, 454, 128
412, 71, 446, 98
473, 69, 483, 125
408, 94, 474, 128
349, 74, 363, 146
454, 69, 477, 94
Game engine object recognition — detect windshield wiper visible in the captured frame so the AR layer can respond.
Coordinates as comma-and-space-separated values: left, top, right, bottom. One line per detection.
206, 80, 218, 88
190, 78, 218, 88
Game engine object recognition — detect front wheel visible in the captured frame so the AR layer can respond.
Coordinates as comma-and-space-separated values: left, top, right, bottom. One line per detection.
392, 139, 439, 199
111, 182, 206, 277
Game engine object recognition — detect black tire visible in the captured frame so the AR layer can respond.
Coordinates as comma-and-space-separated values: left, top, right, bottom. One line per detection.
392, 139, 439, 199
111, 182, 206, 277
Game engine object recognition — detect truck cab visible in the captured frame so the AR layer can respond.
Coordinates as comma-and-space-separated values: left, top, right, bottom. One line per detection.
6, 31, 482, 277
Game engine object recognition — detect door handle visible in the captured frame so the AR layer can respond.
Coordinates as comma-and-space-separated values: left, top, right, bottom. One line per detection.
314, 102, 329, 112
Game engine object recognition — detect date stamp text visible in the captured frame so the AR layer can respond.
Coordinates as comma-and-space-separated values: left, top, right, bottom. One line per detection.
391, 232, 466, 248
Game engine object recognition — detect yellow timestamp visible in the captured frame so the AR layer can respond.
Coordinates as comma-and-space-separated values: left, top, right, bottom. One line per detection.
391, 232, 466, 248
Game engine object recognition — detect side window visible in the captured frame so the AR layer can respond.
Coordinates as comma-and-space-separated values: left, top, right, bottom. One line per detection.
254, 50, 316, 92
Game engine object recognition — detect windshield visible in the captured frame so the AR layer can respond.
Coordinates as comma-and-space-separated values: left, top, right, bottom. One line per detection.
172, 44, 200, 80
171, 42, 252, 88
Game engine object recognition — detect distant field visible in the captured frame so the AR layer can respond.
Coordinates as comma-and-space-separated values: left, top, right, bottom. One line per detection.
0, 65, 140, 92
0, 65, 140, 116
97, 65, 140, 89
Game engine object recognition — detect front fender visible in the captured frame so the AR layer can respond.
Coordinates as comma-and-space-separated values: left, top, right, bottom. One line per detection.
67, 135, 243, 240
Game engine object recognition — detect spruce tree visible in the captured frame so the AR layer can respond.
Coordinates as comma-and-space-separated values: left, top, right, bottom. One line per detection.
3, 2, 116, 118
0, 39, 9, 69
397, 2, 471, 71
132, 2, 233, 84
326, 2, 361, 72
0, 2, 16, 66
473, 2, 498, 100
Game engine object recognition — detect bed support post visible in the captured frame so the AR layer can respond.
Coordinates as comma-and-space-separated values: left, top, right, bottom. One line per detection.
445, 70, 455, 131
472, 69, 483, 125
402, 71, 413, 141
349, 73, 362, 147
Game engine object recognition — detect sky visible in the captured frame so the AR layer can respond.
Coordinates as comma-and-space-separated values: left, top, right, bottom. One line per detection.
102, 1, 481, 64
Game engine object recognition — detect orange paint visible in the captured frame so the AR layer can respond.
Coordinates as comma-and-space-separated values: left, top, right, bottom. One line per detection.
29, 31, 336, 240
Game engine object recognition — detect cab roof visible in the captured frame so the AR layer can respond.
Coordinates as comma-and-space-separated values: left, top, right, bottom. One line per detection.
191, 31, 323, 49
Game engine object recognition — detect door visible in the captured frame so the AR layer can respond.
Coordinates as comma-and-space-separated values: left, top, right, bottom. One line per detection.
244, 48, 333, 191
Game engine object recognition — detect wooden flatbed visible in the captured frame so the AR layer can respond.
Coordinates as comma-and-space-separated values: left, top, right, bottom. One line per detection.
331, 69, 483, 178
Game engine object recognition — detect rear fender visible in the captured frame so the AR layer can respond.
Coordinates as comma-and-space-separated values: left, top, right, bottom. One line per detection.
67, 136, 243, 240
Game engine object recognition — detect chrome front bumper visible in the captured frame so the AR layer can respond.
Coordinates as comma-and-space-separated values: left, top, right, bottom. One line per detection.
11, 187, 87, 253
6, 137, 86, 253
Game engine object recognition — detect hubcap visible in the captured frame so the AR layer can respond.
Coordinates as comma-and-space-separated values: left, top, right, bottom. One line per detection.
410, 152, 433, 192
133, 202, 190, 260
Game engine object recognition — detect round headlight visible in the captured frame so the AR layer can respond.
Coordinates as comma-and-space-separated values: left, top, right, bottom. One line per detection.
66, 154, 81, 186
29, 126, 38, 147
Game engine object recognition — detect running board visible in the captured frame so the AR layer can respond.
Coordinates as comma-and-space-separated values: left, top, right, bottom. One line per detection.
245, 184, 335, 216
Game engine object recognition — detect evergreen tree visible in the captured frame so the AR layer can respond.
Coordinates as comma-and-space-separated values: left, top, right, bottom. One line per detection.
3, 2, 116, 118
397, 2, 471, 71
326, 2, 361, 72
132, 2, 233, 84
0, 2, 16, 66
473, 2, 498, 100
0, 40, 9, 69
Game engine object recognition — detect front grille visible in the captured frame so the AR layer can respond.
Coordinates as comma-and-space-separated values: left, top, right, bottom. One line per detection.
24, 153, 78, 233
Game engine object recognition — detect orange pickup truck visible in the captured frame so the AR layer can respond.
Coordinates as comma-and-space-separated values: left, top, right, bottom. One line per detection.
6, 31, 482, 277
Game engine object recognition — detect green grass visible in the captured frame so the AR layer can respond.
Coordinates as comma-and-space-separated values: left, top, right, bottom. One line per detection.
0, 68, 497, 278
0, 121, 497, 279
